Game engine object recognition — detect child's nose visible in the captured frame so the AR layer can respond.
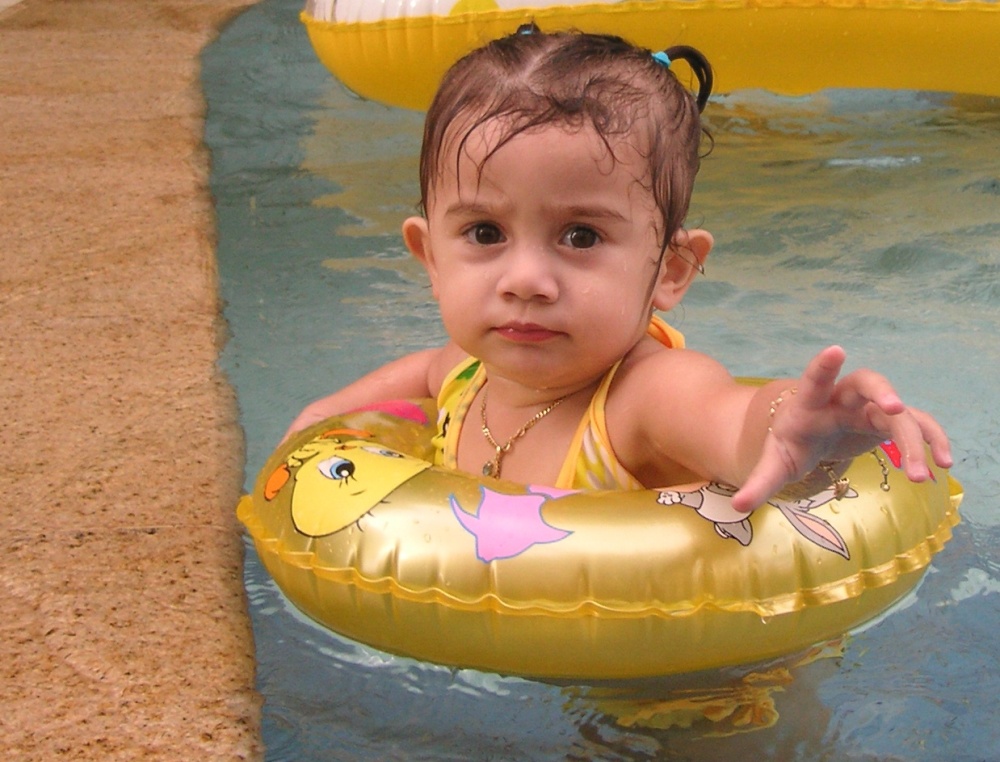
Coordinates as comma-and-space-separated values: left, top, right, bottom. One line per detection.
495, 243, 559, 302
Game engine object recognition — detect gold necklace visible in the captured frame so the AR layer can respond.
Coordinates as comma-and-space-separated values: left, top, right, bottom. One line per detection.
480, 383, 567, 479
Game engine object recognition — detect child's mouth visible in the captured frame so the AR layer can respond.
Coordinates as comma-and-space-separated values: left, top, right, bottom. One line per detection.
495, 322, 560, 343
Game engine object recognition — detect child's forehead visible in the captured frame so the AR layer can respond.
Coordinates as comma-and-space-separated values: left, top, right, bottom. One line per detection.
435, 113, 652, 181
441, 110, 646, 153
425, 116, 658, 217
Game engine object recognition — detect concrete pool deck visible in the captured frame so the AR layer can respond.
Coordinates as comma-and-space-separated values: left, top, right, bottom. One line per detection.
1, 0, 262, 758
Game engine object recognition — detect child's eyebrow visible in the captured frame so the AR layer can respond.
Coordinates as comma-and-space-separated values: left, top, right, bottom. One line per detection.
560, 204, 629, 223
442, 200, 500, 218
442, 200, 630, 223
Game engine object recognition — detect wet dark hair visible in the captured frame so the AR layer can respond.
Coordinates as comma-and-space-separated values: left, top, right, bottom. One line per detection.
418, 26, 713, 254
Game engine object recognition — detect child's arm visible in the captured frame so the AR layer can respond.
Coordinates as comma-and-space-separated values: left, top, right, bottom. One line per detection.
729, 345, 952, 512
282, 344, 462, 439
621, 344, 951, 511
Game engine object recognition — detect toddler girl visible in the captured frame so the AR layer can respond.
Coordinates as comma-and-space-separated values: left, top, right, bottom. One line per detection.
287, 27, 951, 512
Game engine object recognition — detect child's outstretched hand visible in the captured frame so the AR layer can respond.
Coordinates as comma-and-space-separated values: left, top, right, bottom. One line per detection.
730, 346, 952, 513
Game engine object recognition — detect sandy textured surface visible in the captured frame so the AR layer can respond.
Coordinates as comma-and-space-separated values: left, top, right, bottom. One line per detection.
1, 1, 262, 758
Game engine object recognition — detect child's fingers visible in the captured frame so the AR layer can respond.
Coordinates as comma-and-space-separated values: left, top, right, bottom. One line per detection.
729, 475, 771, 513
737, 407, 952, 513
730, 440, 797, 513
876, 406, 953, 475
731, 466, 790, 513
854, 402, 952, 480
832, 369, 906, 417
875, 407, 933, 481
913, 409, 953, 468
738, 351, 953, 513
795, 345, 847, 410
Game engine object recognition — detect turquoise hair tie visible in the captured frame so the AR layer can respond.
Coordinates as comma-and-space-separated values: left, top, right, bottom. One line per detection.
651, 51, 672, 68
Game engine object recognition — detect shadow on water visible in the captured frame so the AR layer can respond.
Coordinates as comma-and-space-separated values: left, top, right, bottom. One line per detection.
204, 1, 1000, 759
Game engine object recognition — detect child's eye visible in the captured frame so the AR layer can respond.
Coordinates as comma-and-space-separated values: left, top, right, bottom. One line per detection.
562, 226, 600, 249
465, 223, 505, 245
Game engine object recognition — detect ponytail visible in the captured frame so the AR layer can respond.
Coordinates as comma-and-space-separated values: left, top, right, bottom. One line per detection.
661, 45, 714, 112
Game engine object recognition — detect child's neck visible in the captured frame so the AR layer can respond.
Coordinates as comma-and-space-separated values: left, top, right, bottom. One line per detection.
477, 368, 601, 413
457, 370, 604, 485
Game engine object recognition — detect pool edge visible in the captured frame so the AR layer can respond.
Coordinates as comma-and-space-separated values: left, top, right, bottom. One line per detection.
0, 1, 264, 759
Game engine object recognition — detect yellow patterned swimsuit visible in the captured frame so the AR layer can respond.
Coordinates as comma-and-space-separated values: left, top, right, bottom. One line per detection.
433, 316, 685, 490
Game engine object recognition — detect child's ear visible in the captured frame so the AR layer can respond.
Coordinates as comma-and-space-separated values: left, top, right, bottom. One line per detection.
402, 216, 439, 297
651, 229, 713, 311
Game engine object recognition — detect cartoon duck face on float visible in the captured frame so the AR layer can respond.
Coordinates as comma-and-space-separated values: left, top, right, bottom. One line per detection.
264, 429, 430, 537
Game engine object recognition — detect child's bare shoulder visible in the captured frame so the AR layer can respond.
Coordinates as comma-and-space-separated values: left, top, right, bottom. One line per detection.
608, 338, 757, 481
620, 336, 733, 388
611, 337, 748, 424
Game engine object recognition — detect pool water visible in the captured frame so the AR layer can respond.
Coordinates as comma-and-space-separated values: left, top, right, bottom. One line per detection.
204, 1, 1000, 759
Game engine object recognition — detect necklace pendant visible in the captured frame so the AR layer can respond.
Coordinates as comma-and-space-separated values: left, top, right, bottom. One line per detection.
479, 380, 567, 482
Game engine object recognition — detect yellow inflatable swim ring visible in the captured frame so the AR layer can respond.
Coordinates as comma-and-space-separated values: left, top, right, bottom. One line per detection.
237, 397, 962, 679
301, 0, 1000, 110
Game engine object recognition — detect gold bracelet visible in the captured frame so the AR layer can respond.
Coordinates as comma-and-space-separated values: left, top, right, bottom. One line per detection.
819, 461, 851, 500
872, 448, 891, 492
767, 387, 798, 433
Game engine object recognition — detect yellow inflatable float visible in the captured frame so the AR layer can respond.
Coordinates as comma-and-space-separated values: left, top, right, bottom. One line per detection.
237, 398, 962, 679
302, 0, 1000, 110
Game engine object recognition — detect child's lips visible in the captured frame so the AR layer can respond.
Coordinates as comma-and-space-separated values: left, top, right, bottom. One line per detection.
495, 322, 561, 342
